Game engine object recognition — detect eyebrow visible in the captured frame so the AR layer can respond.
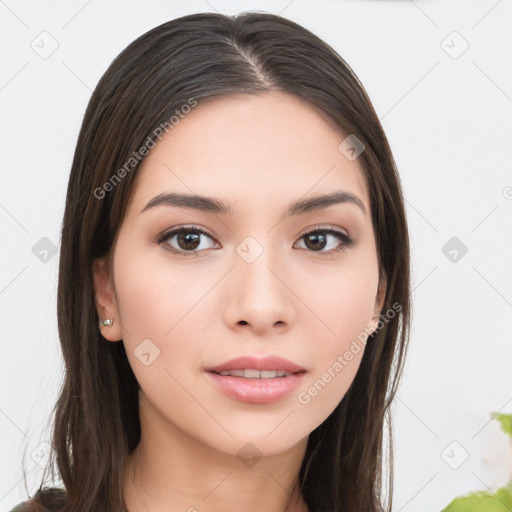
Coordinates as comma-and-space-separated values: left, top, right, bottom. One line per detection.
139, 190, 367, 217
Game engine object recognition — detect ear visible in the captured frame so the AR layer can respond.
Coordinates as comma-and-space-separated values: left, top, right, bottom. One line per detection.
368, 273, 387, 335
92, 256, 123, 342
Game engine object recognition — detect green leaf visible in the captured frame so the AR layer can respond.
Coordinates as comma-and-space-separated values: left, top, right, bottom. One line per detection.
442, 486, 512, 512
492, 412, 512, 438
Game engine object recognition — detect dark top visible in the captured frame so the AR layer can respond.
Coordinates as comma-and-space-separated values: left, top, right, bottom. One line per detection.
8, 487, 67, 512
9, 501, 29, 512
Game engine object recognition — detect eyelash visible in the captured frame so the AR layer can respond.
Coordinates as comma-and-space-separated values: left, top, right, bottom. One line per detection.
156, 224, 354, 257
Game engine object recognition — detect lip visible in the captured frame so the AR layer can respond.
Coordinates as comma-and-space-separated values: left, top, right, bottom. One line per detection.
204, 355, 307, 404
205, 371, 306, 404
205, 355, 306, 373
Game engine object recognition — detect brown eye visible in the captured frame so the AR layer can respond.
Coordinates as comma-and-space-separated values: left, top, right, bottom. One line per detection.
157, 226, 218, 255
303, 232, 328, 251
295, 228, 354, 255
175, 231, 201, 251
156, 224, 354, 257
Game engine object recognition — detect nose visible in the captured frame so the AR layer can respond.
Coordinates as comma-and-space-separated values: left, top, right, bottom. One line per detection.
222, 246, 295, 336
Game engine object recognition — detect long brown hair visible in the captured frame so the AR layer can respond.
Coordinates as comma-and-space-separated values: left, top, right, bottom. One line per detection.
21, 11, 410, 512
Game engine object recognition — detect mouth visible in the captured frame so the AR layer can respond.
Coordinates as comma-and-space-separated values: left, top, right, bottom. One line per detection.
210, 369, 301, 379
204, 354, 307, 374
204, 355, 307, 404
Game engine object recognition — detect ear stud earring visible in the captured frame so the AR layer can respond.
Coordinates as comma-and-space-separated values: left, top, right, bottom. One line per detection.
100, 318, 114, 328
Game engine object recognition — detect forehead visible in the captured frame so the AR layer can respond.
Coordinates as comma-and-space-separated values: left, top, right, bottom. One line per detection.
128, 92, 370, 216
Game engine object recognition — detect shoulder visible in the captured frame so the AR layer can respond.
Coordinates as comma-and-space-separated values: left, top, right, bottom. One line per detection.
8, 500, 30, 512
8, 487, 67, 512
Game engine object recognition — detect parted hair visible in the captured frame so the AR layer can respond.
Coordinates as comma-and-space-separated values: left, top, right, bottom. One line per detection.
20, 11, 410, 512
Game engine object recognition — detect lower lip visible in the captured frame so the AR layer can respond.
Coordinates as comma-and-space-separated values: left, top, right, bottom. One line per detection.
205, 371, 306, 404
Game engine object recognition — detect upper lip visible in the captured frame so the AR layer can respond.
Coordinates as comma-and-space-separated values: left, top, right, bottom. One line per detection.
205, 355, 306, 373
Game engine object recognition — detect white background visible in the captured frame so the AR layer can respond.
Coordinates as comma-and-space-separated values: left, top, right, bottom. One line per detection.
1, 1, 511, 511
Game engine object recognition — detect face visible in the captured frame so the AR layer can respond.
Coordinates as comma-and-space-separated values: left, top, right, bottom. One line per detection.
93, 92, 385, 459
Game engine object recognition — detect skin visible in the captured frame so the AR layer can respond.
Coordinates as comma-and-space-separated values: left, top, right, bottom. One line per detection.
92, 91, 385, 512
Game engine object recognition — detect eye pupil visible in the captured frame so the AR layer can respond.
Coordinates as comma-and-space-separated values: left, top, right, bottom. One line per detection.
304, 233, 327, 251
178, 232, 201, 250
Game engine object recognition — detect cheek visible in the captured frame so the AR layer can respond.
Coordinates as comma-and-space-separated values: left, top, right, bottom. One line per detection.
113, 248, 210, 420
293, 259, 378, 415
114, 266, 175, 342
113, 241, 218, 390
299, 257, 379, 346
113, 240, 205, 344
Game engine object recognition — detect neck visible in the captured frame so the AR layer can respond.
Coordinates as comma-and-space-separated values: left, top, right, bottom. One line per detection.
122, 393, 309, 512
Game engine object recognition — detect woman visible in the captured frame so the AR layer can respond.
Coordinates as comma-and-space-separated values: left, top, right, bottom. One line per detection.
11, 11, 410, 512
